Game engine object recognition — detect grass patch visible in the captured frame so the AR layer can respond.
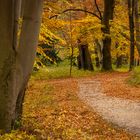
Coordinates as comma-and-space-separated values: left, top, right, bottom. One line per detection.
128, 66, 140, 86
32, 61, 133, 80
113, 65, 129, 72
32, 61, 96, 80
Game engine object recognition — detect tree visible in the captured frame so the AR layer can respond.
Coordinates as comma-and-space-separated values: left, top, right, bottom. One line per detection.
128, 0, 135, 70
135, 0, 140, 55
102, 0, 115, 70
77, 39, 94, 70
0, 0, 43, 132
77, 0, 94, 71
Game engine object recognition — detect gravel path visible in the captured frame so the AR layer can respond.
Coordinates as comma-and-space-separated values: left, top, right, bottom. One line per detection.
78, 80, 140, 136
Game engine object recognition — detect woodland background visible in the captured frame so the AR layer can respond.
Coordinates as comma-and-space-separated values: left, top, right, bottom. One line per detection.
0, 0, 140, 139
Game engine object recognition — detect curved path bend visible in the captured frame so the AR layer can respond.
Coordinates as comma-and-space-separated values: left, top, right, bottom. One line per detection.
78, 80, 140, 136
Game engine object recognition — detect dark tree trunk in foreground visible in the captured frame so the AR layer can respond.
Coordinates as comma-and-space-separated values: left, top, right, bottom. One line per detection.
0, 0, 16, 131
102, 0, 115, 71
128, 0, 135, 70
78, 41, 94, 71
0, 0, 43, 132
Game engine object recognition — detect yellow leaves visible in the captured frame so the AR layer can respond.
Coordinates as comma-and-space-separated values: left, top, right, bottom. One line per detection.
37, 47, 53, 62
72, 16, 102, 41
0, 131, 35, 140
45, 18, 69, 28
34, 47, 55, 70
74, 16, 100, 24
110, 4, 130, 59
39, 24, 66, 45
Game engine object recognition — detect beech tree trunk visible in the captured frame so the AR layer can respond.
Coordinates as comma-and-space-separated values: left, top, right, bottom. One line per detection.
0, 0, 43, 132
0, 0, 16, 131
102, 0, 115, 71
14, 0, 43, 124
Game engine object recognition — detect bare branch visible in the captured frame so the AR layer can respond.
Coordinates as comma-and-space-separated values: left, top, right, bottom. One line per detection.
49, 8, 102, 20
94, 0, 103, 20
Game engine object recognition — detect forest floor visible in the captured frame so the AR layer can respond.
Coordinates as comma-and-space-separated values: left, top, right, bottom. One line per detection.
1, 71, 140, 140
94, 72, 140, 101
21, 72, 140, 139
78, 72, 140, 137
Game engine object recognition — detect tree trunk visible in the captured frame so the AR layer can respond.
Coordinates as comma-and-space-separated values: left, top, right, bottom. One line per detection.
116, 54, 123, 68
0, 0, 43, 132
0, 0, 18, 132
102, 0, 115, 71
95, 39, 103, 68
95, 53, 100, 68
128, 0, 135, 70
135, 0, 140, 55
14, 0, 43, 126
78, 43, 94, 71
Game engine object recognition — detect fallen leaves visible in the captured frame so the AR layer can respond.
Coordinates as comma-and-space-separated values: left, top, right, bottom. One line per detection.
21, 77, 139, 139
94, 72, 140, 101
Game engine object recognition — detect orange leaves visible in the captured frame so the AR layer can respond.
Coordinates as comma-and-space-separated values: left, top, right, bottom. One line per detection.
20, 76, 138, 139
95, 72, 140, 101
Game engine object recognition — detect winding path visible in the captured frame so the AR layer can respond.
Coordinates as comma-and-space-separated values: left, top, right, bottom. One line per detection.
78, 80, 140, 136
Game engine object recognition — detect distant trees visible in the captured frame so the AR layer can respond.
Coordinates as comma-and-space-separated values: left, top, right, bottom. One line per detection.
127, 0, 140, 70
42, 0, 140, 72
77, 0, 94, 71
57, 0, 115, 71
77, 40, 94, 70
0, 0, 43, 132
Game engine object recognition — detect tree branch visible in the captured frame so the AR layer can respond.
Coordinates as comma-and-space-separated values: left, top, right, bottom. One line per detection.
49, 8, 102, 20
94, 0, 103, 20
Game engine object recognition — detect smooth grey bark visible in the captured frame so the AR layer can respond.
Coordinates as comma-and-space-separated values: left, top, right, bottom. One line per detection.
0, 0, 43, 131
14, 0, 43, 124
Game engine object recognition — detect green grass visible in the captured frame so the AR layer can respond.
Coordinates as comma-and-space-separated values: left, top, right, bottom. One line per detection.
113, 65, 129, 72
32, 61, 96, 80
32, 62, 133, 80
128, 66, 140, 85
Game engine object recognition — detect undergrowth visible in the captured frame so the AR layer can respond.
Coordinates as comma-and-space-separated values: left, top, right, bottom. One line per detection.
128, 67, 140, 86
32, 61, 96, 80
